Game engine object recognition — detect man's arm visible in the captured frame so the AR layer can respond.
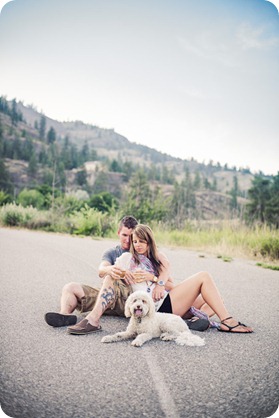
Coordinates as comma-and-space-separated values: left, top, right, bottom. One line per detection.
98, 260, 131, 282
98, 260, 114, 278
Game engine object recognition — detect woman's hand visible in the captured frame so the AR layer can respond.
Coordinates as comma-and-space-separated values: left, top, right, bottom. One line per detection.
123, 270, 135, 286
132, 270, 154, 283
152, 284, 165, 302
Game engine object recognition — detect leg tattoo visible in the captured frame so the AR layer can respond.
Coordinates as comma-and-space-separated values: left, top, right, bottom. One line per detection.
101, 287, 115, 312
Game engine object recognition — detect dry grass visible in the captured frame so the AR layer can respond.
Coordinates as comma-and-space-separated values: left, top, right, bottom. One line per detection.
152, 220, 279, 264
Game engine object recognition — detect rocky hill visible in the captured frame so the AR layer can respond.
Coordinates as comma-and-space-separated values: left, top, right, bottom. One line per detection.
0, 98, 258, 219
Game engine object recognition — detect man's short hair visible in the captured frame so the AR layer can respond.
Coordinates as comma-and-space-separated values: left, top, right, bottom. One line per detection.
119, 216, 138, 230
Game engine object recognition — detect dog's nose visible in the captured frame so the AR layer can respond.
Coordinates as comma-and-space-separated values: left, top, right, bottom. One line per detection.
136, 305, 141, 309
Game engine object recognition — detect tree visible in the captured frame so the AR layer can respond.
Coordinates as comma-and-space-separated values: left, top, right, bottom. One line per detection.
81, 141, 90, 163
28, 152, 38, 176
93, 172, 109, 194
11, 99, 18, 125
230, 175, 239, 213
0, 159, 13, 193
246, 176, 271, 223
265, 173, 279, 228
121, 170, 167, 223
76, 168, 87, 186
39, 115, 46, 141
88, 191, 119, 213
61, 136, 72, 169
193, 171, 201, 190
47, 127, 56, 144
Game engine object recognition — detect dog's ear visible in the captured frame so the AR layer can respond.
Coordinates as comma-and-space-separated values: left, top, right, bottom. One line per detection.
124, 295, 132, 318
146, 296, 156, 318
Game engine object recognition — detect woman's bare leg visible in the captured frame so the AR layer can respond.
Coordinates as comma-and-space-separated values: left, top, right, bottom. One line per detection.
192, 295, 216, 317
169, 271, 253, 333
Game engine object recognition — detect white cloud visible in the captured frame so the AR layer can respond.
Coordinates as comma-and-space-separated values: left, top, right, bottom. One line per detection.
236, 22, 279, 50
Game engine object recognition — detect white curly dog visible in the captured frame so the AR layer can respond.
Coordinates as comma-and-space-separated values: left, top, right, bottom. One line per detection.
101, 291, 205, 347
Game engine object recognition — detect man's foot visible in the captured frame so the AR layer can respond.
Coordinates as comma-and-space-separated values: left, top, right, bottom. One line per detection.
218, 316, 253, 333
67, 319, 102, 335
186, 317, 210, 332
45, 312, 77, 327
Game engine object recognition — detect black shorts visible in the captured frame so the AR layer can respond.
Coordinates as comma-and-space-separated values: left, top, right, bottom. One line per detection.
157, 293, 173, 314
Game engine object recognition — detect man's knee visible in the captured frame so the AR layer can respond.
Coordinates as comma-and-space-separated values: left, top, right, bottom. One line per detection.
62, 282, 84, 298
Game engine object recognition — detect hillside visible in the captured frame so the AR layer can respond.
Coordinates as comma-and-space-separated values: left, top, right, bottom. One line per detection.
0, 97, 257, 220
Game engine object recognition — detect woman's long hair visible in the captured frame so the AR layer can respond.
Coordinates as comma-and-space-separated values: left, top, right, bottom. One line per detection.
130, 224, 162, 275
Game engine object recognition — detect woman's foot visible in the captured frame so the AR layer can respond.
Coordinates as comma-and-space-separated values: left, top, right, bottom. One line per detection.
219, 316, 253, 333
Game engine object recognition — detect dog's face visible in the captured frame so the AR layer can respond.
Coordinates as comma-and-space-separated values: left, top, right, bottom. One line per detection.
125, 291, 155, 319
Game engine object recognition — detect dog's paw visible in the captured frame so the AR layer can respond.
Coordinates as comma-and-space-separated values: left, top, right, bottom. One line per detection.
101, 335, 114, 343
131, 339, 143, 347
160, 333, 174, 341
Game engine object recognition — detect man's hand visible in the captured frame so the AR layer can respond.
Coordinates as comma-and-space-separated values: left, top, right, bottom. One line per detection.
110, 266, 135, 286
110, 266, 126, 280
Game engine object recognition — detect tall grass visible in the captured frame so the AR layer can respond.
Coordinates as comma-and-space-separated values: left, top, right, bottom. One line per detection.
152, 220, 279, 262
0, 204, 278, 262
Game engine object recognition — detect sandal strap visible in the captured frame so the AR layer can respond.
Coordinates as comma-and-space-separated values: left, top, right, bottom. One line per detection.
220, 316, 233, 324
221, 320, 249, 331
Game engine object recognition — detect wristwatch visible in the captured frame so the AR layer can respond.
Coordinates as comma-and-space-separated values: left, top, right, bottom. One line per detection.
153, 276, 158, 283
157, 280, 165, 286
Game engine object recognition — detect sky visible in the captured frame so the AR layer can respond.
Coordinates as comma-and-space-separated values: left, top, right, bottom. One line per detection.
0, 0, 278, 176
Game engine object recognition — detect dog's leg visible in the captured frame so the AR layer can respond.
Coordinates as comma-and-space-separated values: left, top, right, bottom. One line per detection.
131, 332, 154, 347
101, 330, 135, 343
160, 332, 179, 341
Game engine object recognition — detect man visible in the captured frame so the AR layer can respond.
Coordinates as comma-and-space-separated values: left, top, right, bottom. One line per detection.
44, 215, 138, 328
45, 215, 210, 334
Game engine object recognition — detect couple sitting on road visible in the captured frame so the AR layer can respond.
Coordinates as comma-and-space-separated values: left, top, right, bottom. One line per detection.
45, 216, 253, 335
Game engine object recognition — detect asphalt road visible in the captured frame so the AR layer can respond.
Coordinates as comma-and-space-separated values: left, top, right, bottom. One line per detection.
0, 228, 278, 418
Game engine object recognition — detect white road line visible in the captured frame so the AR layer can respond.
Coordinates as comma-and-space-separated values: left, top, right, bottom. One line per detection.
143, 347, 180, 418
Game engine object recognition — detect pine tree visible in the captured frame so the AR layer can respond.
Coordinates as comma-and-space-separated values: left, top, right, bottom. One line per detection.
47, 127, 56, 144
265, 173, 279, 228
28, 152, 38, 176
230, 175, 239, 213
0, 159, 13, 193
246, 176, 271, 223
39, 115, 46, 141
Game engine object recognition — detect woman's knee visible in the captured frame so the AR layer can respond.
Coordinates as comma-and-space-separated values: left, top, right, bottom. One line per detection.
197, 271, 213, 283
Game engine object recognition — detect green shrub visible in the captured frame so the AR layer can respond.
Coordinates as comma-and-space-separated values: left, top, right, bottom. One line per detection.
70, 205, 112, 236
18, 189, 45, 209
0, 203, 38, 226
0, 190, 12, 206
53, 195, 85, 215
259, 238, 279, 260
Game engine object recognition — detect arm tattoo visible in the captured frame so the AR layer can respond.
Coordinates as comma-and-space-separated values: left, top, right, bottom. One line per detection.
101, 286, 115, 312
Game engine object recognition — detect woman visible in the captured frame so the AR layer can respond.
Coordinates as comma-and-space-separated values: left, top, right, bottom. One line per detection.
122, 224, 253, 333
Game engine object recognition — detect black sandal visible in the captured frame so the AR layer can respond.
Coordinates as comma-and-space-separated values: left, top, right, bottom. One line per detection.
218, 316, 253, 333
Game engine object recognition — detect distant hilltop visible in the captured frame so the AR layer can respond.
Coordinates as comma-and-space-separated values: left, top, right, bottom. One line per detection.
0, 96, 267, 221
